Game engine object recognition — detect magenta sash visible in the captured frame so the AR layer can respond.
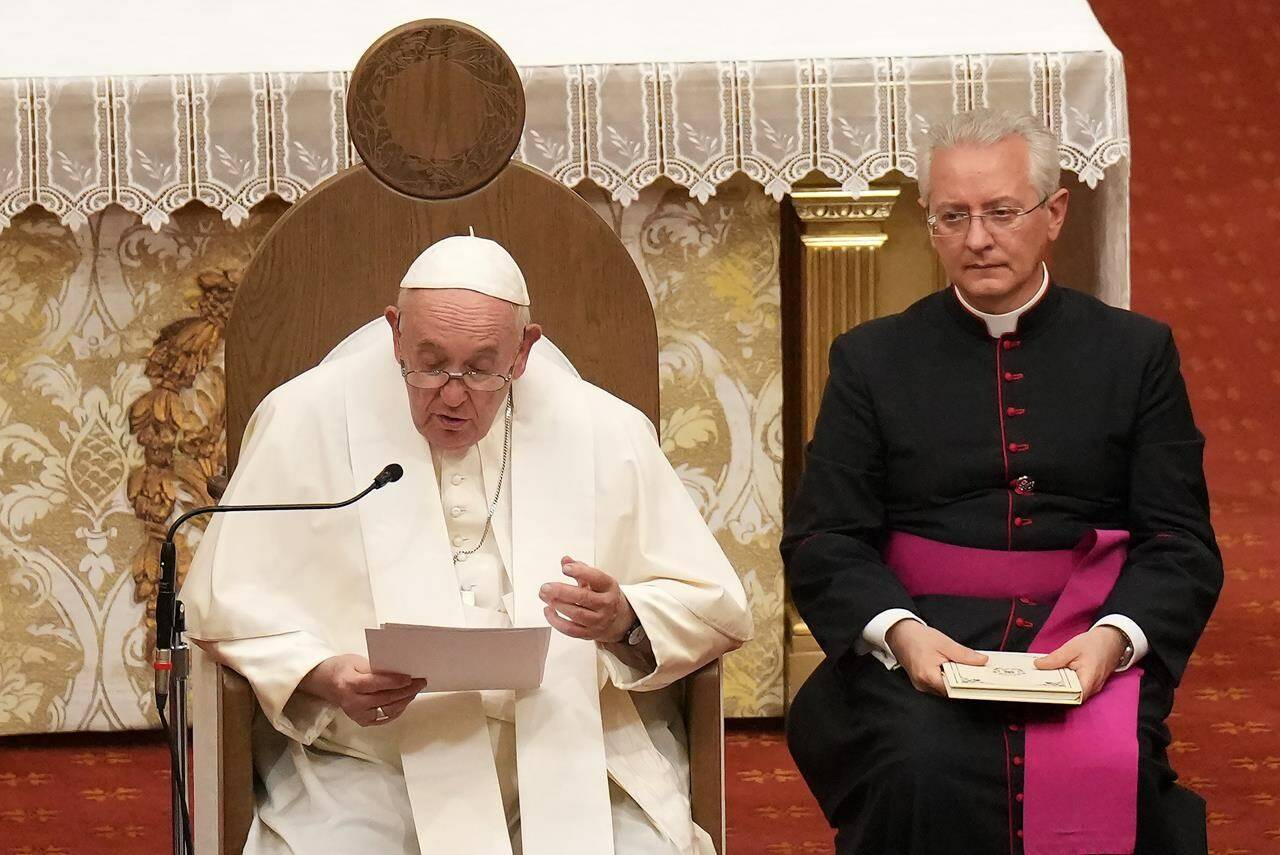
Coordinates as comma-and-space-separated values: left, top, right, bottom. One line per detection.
883, 530, 1140, 855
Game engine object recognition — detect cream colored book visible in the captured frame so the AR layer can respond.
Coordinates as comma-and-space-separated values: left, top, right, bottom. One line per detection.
942, 651, 1083, 705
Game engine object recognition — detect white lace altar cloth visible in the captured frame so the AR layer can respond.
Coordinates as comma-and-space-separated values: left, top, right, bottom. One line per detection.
0, 51, 1128, 229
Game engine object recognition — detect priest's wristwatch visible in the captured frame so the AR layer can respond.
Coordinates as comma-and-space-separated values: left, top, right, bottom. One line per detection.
1117, 633, 1135, 670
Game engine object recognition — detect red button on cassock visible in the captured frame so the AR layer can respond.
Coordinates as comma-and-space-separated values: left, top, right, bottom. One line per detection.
1013, 755, 1024, 766
1015, 618, 1034, 629
1003, 371, 1024, 381
1003, 339, 1022, 350
1006, 406, 1026, 417
1013, 516, 1033, 527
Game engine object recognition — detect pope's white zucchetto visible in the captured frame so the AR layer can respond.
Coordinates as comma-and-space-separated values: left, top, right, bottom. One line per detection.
399, 232, 530, 307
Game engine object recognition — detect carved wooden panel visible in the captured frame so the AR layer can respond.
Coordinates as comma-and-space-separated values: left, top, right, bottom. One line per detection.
347, 20, 525, 200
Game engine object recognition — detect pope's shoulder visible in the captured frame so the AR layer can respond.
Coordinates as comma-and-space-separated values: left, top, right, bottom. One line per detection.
243, 355, 352, 430
572, 375, 661, 443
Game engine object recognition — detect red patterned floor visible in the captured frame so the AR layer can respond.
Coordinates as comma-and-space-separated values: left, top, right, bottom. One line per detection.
0, 732, 172, 853
725, 724, 832, 855
0, 725, 823, 854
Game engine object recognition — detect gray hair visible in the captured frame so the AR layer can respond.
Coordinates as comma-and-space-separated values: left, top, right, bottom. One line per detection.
514, 303, 531, 329
917, 110, 1061, 202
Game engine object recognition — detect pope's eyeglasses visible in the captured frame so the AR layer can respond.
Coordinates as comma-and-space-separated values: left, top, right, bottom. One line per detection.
400, 362, 515, 392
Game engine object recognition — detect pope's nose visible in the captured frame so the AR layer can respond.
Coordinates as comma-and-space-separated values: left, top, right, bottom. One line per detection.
439, 378, 469, 407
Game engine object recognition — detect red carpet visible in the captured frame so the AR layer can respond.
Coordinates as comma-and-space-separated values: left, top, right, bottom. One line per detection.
0, 732, 172, 853
725, 725, 831, 855
0, 725, 829, 855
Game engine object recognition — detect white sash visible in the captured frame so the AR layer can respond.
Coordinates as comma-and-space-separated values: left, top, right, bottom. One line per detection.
345, 342, 512, 855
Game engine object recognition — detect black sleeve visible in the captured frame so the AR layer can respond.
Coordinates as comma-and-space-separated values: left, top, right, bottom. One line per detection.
1099, 326, 1223, 685
781, 333, 917, 663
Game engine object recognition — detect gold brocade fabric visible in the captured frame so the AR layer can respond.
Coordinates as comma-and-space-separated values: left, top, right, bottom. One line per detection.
0, 201, 284, 733
0, 179, 783, 735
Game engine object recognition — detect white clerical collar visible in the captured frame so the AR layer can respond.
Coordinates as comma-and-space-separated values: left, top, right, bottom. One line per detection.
955, 264, 1050, 338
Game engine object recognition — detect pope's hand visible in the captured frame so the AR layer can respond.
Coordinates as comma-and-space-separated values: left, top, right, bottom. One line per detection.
885, 619, 988, 696
1034, 625, 1128, 702
539, 556, 636, 643
298, 654, 427, 727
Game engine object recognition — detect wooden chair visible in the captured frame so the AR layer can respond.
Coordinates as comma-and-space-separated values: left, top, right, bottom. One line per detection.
189, 19, 725, 855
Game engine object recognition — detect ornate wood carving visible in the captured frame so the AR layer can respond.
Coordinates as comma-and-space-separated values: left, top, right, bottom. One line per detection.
347, 20, 525, 200
128, 269, 240, 633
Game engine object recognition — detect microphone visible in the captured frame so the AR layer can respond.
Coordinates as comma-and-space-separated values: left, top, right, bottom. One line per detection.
373, 463, 403, 488
152, 462, 404, 711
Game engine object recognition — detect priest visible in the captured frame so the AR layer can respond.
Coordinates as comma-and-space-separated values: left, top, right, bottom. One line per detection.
183, 233, 752, 855
783, 110, 1221, 855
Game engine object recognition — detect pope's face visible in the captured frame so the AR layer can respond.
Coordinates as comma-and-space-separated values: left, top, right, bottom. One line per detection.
923, 135, 1068, 314
386, 289, 541, 451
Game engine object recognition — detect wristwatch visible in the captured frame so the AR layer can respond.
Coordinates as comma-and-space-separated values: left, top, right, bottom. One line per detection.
622, 616, 647, 647
1117, 634, 1135, 670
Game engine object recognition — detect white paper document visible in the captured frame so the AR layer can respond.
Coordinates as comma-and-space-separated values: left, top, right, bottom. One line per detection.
365, 623, 552, 691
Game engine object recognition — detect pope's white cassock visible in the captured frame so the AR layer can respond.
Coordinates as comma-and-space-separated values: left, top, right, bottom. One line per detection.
182, 240, 753, 855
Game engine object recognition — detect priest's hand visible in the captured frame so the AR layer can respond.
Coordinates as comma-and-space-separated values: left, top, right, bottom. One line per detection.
885, 620, 988, 696
1034, 625, 1128, 702
299, 654, 427, 727
539, 556, 636, 643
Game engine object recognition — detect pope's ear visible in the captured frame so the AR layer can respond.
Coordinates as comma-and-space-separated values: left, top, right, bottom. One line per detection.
513, 323, 543, 380
383, 306, 402, 360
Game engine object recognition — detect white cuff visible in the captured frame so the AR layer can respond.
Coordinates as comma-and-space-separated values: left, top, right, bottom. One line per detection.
1093, 614, 1149, 672
856, 608, 924, 671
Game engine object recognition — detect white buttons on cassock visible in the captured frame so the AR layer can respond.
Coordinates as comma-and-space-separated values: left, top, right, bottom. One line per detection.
452, 535, 465, 547
450, 506, 464, 518
451, 474, 465, 485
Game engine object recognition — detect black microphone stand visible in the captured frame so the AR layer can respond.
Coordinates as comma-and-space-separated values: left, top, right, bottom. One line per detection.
153, 463, 403, 855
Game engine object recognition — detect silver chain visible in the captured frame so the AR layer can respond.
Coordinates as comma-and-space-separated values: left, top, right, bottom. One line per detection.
452, 394, 513, 565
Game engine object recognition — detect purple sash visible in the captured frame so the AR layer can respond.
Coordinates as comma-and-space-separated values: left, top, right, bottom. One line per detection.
883, 530, 1140, 855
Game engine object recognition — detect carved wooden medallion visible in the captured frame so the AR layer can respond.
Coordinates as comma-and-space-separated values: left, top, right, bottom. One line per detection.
347, 19, 525, 199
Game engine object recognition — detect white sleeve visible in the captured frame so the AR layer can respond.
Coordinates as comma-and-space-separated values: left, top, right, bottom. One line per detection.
1092, 614, 1149, 672
856, 609, 925, 670
199, 631, 340, 744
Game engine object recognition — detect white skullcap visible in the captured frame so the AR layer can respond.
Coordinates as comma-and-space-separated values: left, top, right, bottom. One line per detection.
399, 231, 530, 306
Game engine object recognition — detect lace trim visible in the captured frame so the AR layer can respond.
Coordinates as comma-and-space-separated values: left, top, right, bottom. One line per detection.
0, 51, 1128, 232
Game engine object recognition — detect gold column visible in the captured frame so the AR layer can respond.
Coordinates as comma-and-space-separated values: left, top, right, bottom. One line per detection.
791, 187, 900, 442
782, 185, 900, 709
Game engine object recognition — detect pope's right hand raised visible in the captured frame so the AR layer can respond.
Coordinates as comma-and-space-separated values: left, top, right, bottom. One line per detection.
299, 653, 426, 727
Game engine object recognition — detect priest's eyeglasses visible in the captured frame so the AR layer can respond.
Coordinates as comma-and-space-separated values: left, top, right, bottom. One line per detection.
927, 195, 1049, 238
400, 362, 514, 392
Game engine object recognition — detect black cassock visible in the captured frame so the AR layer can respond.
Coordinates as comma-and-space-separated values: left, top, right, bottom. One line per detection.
782, 284, 1222, 855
